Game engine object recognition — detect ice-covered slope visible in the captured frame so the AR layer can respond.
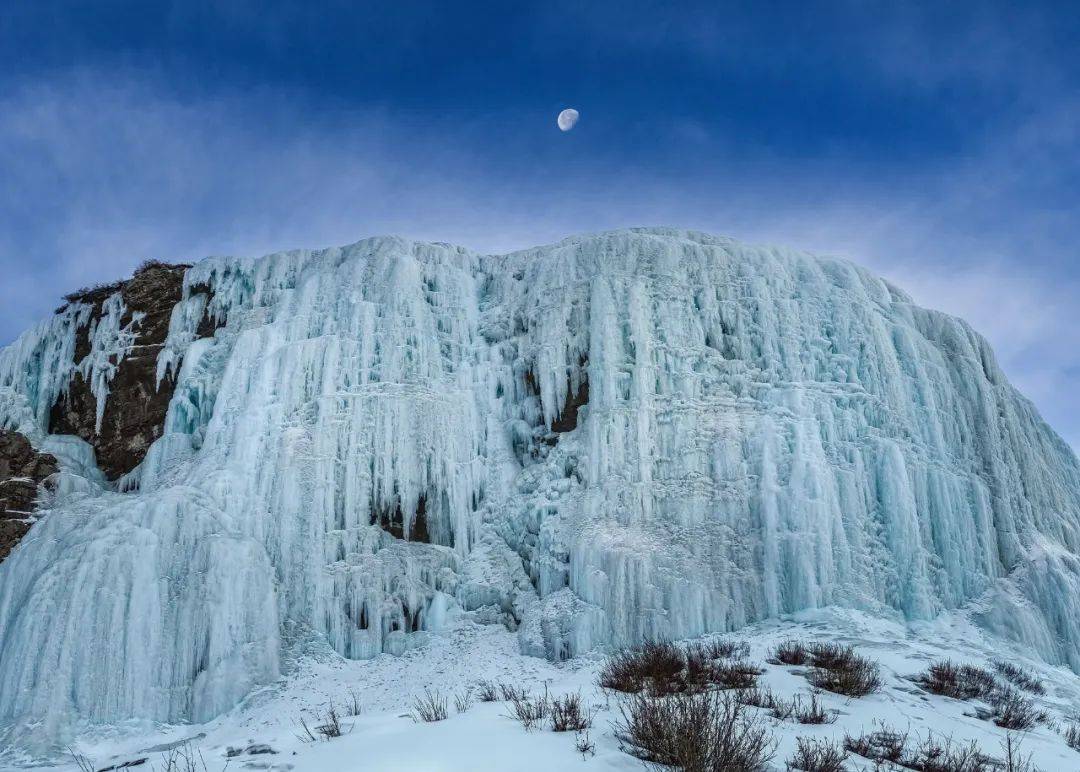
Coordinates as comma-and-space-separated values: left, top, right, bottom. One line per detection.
1, 228, 1078, 745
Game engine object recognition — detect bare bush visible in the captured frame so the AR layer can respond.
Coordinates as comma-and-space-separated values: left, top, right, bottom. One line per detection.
805, 644, 881, 697
454, 688, 473, 714
843, 724, 909, 765
615, 689, 775, 771
476, 680, 499, 702
499, 683, 530, 702
600, 639, 763, 696
793, 692, 834, 725
787, 737, 848, 772
297, 702, 349, 741
844, 723, 1004, 771
915, 660, 997, 700
412, 689, 449, 722
990, 686, 1046, 731
156, 742, 210, 772
345, 688, 362, 716
704, 638, 751, 660
575, 729, 596, 758
991, 660, 1045, 695
1065, 721, 1080, 751
67, 750, 95, 772
550, 692, 593, 732
507, 692, 549, 731
1001, 733, 1036, 772
771, 639, 809, 666
737, 686, 783, 711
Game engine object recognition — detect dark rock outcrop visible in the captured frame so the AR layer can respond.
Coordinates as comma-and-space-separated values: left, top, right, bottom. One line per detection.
0, 430, 58, 562
48, 261, 205, 481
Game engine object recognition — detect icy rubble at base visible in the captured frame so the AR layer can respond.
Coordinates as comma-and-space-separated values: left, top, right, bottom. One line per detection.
0, 227, 1079, 742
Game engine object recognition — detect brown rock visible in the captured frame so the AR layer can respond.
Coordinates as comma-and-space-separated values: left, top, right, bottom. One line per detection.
48, 261, 218, 481
0, 429, 58, 561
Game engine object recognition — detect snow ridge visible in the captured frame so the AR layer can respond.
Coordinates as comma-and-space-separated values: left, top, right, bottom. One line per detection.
0, 227, 1078, 747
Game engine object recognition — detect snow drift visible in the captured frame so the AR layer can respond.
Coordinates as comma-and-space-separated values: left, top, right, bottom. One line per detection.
1, 227, 1078, 742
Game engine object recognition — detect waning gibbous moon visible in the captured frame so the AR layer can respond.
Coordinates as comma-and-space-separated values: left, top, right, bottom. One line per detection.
557, 108, 579, 132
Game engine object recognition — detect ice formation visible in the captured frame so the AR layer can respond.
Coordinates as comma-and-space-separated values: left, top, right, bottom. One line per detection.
1, 228, 1079, 744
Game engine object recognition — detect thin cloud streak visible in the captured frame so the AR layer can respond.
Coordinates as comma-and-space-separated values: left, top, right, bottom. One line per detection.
0, 72, 1077, 451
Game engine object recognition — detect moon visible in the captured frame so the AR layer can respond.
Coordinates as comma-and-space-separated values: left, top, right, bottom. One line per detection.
557, 108, 579, 132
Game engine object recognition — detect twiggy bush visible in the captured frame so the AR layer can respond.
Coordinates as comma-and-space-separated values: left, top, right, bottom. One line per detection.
793, 692, 834, 725
297, 703, 349, 741
600, 639, 762, 695
507, 692, 549, 731
805, 644, 881, 697
771, 639, 809, 666
1065, 721, 1080, 751
499, 683, 530, 702
615, 689, 774, 772
989, 686, 1046, 731
916, 660, 997, 700
787, 737, 847, 772
550, 692, 593, 732
454, 688, 473, 714
476, 680, 499, 702
991, 660, 1045, 695
412, 689, 449, 722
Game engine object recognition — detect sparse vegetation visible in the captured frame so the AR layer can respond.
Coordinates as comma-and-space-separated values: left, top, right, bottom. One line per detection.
575, 729, 596, 758
804, 643, 881, 697
549, 692, 593, 732
615, 688, 774, 771
787, 737, 848, 772
1064, 721, 1080, 752
771, 638, 809, 666
345, 688, 362, 716
990, 686, 1047, 731
412, 689, 449, 722
793, 692, 834, 725
915, 660, 998, 700
476, 680, 499, 702
507, 691, 549, 731
297, 702, 349, 741
599, 638, 761, 695
454, 687, 473, 714
499, 682, 530, 702
155, 743, 211, 772
992, 660, 1045, 695
67, 749, 95, 772
842, 722, 1031, 771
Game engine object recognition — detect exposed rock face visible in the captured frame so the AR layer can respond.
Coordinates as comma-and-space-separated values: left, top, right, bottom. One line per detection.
0, 430, 58, 562
49, 262, 189, 480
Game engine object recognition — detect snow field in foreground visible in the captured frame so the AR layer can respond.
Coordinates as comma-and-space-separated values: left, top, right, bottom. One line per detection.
41, 610, 1080, 772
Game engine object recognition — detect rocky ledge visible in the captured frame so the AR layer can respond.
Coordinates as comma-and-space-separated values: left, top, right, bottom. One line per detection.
0, 430, 58, 561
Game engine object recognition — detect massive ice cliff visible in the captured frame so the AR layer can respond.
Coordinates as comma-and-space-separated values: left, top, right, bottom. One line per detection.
0, 228, 1078, 745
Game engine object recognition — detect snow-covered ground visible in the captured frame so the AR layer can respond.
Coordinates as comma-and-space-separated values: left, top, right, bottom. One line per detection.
16, 609, 1080, 771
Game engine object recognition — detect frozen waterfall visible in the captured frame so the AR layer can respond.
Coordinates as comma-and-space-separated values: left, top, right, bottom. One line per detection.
1, 227, 1079, 743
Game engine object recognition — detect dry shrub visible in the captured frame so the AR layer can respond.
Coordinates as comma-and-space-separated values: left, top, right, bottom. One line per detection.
916, 661, 997, 700
575, 729, 596, 758
476, 680, 499, 702
550, 692, 593, 732
297, 702, 349, 741
1065, 721, 1080, 752
793, 692, 834, 725
345, 688, 362, 716
805, 643, 881, 697
771, 639, 809, 666
738, 687, 784, 711
991, 660, 1045, 695
615, 689, 774, 772
787, 737, 848, 772
412, 689, 448, 722
599, 639, 762, 695
844, 723, 1004, 771
499, 683, 529, 702
454, 688, 473, 714
843, 724, 908, 765
507, 691, 549, 731
704, 638, 751, 660
989, 686, 1046, 731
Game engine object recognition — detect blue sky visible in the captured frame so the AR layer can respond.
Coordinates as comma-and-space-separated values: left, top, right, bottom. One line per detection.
1, 1, 1078, 448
